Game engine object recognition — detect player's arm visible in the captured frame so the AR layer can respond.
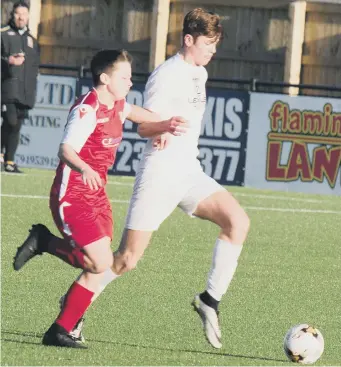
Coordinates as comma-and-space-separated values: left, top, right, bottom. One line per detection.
127, 104, 187, 138
58, 105, 102, 190
135, 69, 182, 141
58, 143, 90, 174
58, 143, 101, 190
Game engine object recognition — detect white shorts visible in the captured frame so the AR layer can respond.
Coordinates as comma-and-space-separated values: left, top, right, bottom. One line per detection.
125, 168, 225, 231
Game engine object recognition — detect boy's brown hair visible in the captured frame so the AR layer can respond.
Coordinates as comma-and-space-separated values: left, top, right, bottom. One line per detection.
91, 49, 133, 86
183, 8, 222, 41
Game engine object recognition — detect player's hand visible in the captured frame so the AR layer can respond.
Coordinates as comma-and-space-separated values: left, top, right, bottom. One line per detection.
81, 165, 102, 191
153, 133, 171, 150
8, 53, 25, 66
164, 116, 188, 136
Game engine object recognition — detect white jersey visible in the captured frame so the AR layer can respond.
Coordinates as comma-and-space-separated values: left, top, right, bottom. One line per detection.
126, 54, 226, 231
139, 53, 208, 174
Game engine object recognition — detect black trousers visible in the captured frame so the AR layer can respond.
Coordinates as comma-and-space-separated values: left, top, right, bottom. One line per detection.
1, 103, 28, 162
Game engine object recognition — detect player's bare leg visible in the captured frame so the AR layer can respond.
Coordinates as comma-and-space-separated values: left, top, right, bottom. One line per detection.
112, 228, 153, 275
192, 190, 250, 349
63, 229, 153, 342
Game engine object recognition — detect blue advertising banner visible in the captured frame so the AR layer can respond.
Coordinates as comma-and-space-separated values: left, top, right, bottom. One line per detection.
78, 78, 249, 186
199, 88, 249, 186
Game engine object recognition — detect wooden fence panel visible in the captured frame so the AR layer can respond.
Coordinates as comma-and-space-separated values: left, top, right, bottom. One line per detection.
1, 1, 16, 24
167, 1, 289, 82
37, 0, 152, 74
301, 3, 341, 97
2, 0, 340, 96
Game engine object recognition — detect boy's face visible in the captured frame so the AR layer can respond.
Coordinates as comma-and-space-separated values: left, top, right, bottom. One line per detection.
185, 35, 219, 66
13, 6, 29, 30
105, 61, 133, 100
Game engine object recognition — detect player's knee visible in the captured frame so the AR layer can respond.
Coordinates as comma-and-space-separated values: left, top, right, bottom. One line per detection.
222, 208, 250, 240
90, 256, 113, 274
236, 206, 250, 229
113, 250, 139, 274
240, 211, 250, 237
122, 251, 139, 272
235, 209, 250, 235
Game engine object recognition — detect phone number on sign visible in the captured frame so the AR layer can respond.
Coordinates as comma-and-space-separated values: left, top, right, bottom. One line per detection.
15, 154, 59, 168
112, 139, 241, 184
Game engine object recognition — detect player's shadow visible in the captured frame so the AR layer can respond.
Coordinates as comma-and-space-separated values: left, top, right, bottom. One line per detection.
94, 338, 288, 363
1, 330, 44, 346
2, 329, 287, 363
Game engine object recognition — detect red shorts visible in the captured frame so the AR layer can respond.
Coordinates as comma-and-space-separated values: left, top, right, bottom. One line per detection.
50, 194, 113, 248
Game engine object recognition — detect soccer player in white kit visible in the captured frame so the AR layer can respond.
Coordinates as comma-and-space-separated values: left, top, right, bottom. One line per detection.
68, 8, 250, 350
112, 8, 250, 349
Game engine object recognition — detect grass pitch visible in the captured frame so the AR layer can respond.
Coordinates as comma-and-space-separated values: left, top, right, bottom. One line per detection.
1, 169, 340, 366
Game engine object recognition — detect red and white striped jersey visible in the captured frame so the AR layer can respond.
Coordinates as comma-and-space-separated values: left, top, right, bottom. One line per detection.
51, 88, 131, 203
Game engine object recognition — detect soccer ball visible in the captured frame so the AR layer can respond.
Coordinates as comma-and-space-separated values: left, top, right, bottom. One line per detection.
284, 324, 324, 364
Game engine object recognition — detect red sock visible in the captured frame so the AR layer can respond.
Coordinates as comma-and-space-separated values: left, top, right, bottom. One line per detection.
56, 282, 94, 332
47, 236, 85, 269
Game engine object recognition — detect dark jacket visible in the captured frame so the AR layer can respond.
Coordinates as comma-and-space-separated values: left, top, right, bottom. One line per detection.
1, 20, 39, 109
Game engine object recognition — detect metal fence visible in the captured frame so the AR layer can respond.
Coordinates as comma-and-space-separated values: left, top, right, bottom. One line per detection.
39, 64, 341, 98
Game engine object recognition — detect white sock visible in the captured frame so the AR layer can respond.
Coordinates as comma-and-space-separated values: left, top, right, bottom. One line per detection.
91, 268, 120, 302
206, 238, 243, 301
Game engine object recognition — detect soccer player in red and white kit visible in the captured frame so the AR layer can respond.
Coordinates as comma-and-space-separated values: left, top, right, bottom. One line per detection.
13, 49, 187, 348
66, 9, 251, 350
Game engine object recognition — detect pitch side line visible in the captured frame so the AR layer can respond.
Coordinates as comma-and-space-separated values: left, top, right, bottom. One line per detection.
2, 173, 339, 203
232, 192, 332, 204
1, 194, 341, 214
0, 194, 129, 203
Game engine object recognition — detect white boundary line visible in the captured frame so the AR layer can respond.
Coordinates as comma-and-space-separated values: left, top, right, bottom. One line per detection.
1, 172, 135, 187
244, 206, 341, 214
1, 193, 341, 214
232, 192, 329, 204
3, 173, 339, 203
0, 194, 129, 204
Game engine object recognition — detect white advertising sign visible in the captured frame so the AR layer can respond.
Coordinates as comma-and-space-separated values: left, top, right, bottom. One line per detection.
245, 93, 341, 195
15, 75, 77, 169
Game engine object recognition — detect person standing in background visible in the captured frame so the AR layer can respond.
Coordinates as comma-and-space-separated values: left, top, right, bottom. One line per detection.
1, 1, 40, 173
